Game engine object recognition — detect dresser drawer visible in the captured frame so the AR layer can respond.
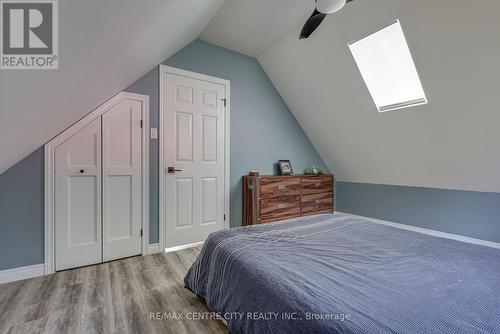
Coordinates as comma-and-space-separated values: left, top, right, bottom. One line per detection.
260, 196, 301, 222
260, 177, 301, 198
302, 209, 334, 217
301, 176, 333, 195
301, 193, 333, 214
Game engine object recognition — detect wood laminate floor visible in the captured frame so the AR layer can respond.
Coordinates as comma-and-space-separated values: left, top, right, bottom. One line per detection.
0, 246, 227, 334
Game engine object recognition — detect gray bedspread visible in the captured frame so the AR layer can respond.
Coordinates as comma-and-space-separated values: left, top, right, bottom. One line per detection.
184, 213, 500, 334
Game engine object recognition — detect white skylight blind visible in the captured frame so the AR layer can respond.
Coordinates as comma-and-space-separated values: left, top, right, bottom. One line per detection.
349, 20, 427, 112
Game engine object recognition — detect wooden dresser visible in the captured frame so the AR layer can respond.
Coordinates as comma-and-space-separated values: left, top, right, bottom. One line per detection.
243, 174, 334, 225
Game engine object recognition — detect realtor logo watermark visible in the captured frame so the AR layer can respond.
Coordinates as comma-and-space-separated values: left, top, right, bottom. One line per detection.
0, 0, 58, 69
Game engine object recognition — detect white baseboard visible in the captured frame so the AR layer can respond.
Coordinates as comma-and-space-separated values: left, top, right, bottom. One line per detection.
164, 242, 204, 253
1, 244, 163, 284
147, 243, 162, 255
0, 263, 45, 284
336, 211, 500, 250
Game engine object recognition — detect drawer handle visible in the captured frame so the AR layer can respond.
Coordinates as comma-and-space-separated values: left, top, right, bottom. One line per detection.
278, 184, 286, 191
278, 203, 286, 209
315, 199, 321, 204
315, 182, 321, 187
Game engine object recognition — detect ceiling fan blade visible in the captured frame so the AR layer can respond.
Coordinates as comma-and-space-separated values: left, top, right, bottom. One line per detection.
299, 9, 327, 39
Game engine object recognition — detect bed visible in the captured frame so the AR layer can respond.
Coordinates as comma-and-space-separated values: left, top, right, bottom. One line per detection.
184, 213, 500, 334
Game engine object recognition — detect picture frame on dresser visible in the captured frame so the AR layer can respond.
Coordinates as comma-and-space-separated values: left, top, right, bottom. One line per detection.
278, 160, 293, 175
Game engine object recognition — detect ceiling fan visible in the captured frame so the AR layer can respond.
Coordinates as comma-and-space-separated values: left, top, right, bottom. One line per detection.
300, 0, 354, 39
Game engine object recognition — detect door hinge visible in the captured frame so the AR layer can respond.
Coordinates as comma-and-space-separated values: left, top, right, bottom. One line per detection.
140, 229, 143, 237
224, 214, 226, 221
140, 120, 143, 128
221, 98, 227, 107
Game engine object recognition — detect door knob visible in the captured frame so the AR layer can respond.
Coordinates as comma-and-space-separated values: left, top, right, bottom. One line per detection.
167, 167, 183, 174
79, 169, 85, 174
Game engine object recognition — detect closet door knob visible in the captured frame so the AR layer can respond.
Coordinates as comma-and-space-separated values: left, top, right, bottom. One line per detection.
80, 169, 85, 174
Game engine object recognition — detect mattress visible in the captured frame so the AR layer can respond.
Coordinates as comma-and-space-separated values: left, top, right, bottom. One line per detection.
184, 213, 500, 334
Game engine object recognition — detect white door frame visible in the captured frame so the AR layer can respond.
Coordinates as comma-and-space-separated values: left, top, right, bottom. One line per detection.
159, 65, 230, 252
44, 92, 150, 275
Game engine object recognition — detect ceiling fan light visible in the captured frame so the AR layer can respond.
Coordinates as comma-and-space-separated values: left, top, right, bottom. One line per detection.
316, 0, 347, 14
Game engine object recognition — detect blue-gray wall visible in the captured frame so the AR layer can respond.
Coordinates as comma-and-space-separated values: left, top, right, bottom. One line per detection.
0, 39, 327, 270
337, 181, 500, 243
0, 148, 44, 269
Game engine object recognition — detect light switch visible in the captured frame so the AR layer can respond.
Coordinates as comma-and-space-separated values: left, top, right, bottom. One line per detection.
150, 128, 158, 139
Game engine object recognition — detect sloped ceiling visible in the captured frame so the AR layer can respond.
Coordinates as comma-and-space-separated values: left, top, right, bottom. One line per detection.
257, 0, 500, 193
200, 0, 314, 57
0, 0, 225, 174
3, 0, 500, 195
201, 0, 500, 193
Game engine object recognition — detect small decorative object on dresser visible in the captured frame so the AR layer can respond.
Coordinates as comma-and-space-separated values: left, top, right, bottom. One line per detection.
243, 174, 334, 225
303, 166, 325, 175
278, 160, 293, 175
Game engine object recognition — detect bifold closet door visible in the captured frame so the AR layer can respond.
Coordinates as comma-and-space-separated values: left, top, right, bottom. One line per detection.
55, 118, 102, 271
102, 100, 143, 261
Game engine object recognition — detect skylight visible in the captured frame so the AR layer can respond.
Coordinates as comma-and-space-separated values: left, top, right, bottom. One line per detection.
349, 20, 427, 112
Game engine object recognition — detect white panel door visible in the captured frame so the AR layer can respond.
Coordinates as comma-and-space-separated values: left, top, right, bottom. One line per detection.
102, 100, 143, 261
164, 73, 226, 248
55, 118, 102, 271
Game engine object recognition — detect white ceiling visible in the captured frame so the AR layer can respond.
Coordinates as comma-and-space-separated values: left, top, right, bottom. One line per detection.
259, 0, 500, 193
0, 0, 225, 173
200, 0, 315, 57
